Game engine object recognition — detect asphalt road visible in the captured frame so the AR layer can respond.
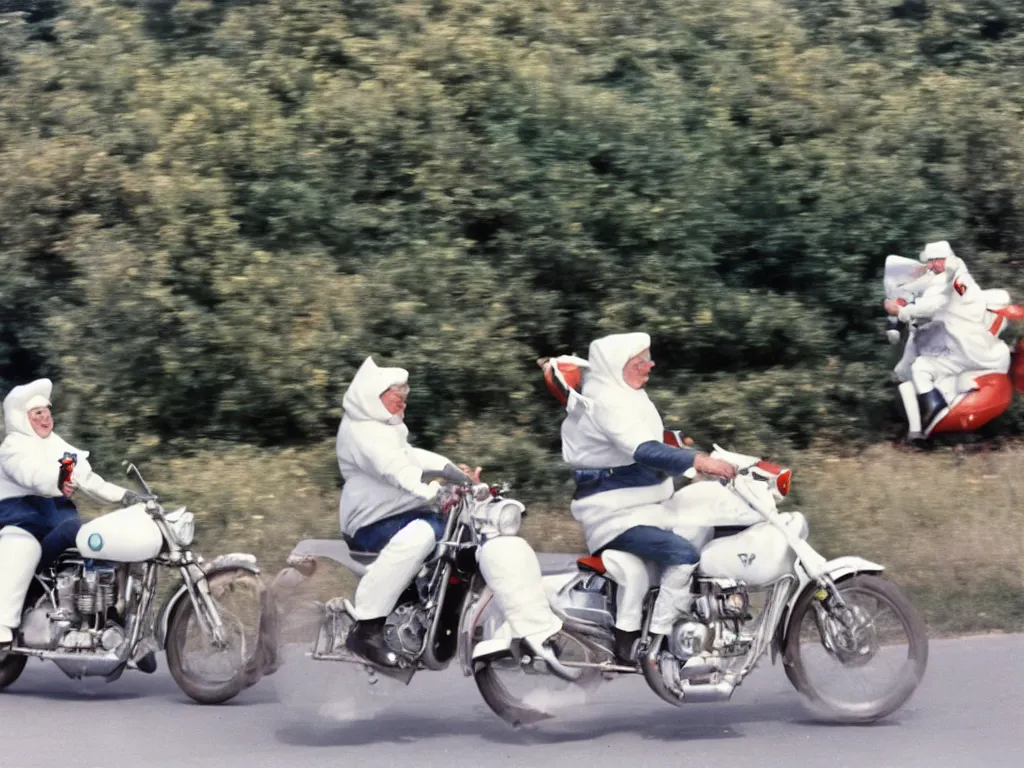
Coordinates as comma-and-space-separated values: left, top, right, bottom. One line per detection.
1, 632, 1020, 768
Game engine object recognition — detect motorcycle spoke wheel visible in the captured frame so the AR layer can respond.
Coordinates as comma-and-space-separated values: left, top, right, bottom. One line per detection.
472, 596, 596, 727
166, 570, 264, 704
783, 574, 928, 723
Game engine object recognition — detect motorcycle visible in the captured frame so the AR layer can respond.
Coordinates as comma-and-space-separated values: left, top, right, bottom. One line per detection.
0, 462, 275, 704
271, 478, 582, 691
883, 253, 1024, 438
467, 445, 928, 726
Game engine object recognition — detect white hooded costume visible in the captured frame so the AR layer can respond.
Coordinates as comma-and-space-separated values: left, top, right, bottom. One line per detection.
0, 379, 128, 644
885, 242, 1011, 437
336, 356, 448, 539
337, 357, 562, 647
560, 333, 760, 636
0, 379, 128, 506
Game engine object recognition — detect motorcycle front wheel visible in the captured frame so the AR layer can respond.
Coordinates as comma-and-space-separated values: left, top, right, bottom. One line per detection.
165, 568, 267, 705
783, 573, 929, 723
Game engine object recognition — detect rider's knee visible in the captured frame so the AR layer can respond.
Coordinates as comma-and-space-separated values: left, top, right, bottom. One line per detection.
0, 525, 42, 567
650, 530, 700, 566
600, 549, 653, 590
390, 518, 440, 557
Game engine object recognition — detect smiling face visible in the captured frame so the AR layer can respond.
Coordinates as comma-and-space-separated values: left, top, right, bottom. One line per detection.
28, 405, 54, 438
380, 383, 410, 418
622, 348, 655, 389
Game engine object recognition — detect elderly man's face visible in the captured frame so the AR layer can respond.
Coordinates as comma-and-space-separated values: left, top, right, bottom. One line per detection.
380, 384, 409, 418
623, 348, 655, 389
28, 406, 54, 438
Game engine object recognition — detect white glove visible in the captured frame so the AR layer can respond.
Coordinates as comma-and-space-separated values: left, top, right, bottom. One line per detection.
395, 465, 442, 501
886, 329, 901, 344
418, 480, 442, 502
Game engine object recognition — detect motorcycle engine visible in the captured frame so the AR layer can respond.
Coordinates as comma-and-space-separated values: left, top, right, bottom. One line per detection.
383, 603, 429, 656
667, 586, 755, 660
20, 561, 124, 652
668, 621, 714, 660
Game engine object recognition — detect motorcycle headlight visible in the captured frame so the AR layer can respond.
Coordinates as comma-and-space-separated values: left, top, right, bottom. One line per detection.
164, 507, 195, 547
471, 499, 525, 538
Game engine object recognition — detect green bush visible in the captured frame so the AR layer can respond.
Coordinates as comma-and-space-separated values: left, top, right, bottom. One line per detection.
3, 1, 1024, 493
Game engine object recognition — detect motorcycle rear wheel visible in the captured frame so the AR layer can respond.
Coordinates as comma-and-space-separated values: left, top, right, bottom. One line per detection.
783, 573, 928, 723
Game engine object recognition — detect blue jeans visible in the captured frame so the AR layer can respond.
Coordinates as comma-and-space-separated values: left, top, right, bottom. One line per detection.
346, 508, 446, 554
598, 525, 700, 566
0, 495, 82, 569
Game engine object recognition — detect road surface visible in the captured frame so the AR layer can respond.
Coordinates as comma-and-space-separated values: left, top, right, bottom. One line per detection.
1, 633, 1020, 768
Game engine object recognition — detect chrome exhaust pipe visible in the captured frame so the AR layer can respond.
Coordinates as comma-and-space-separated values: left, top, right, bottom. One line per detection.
679, 679, 736, 703
641, 635, 683, 707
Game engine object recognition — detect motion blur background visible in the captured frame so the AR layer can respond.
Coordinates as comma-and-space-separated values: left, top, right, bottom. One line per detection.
1, 0, 1022, 633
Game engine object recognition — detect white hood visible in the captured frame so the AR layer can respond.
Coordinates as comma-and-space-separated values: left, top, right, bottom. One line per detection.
585, 332, 651, 393
1, 378, 84, 460
0, 379, 126, 505
561, 331, 665, 468
3, 378, 54, 439
341, 356, 408, 425
918, 240, 964, 275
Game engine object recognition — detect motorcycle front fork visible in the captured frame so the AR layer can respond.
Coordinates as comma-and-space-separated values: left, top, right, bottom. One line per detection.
179, 563, 228, 649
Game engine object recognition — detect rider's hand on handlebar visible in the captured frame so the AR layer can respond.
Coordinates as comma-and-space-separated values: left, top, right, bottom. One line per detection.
437, 483, 465, 516
458, 464, 483, 484
121, 490, 153, 507
61, 480, 78, 499
693, 454, 738, 480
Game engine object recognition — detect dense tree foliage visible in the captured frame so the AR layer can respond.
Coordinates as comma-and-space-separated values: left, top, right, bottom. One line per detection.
3, 0, 1024, 493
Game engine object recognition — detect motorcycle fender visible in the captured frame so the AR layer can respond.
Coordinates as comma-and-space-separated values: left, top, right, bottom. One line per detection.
770, 556, 886, 665
458, 581, 519, 676
154, 553, 261, 650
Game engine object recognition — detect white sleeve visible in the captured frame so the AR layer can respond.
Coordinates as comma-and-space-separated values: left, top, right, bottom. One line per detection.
409, 447, 454, 473
590, 403, 662, 457
74, 459, 127, 505
0, 447, 61, 497
352, 426, 439, 500
899, 283, 950, 322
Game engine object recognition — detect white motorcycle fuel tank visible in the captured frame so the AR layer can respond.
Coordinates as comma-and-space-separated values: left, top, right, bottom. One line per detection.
698, 513, 808, 586
76, 504, 164, 562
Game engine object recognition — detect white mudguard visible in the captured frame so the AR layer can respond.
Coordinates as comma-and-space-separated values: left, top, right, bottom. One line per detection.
772, 555, 886, 664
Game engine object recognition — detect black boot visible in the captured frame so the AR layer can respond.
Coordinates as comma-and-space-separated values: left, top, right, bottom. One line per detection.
345, 617, 398, 668
135, 651, 158, 674
918, 389, 950, 435
613, 627, 640, 665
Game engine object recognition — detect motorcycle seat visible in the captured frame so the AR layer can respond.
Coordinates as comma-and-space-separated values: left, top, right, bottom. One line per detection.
576, 555, 606, 574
